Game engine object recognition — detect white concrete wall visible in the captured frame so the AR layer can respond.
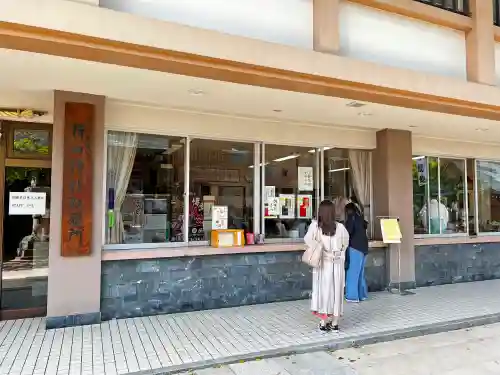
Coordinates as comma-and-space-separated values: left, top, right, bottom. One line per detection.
339, 2, 467, 79
413, 136, 500, 160
494, 43, 500, 84
105, 101, 376, 150
99, 0, 313, 49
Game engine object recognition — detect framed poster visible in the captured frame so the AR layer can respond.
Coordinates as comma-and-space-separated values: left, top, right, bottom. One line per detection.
279, 194, 295, 219
212, 205, 228, 230
298, 166, 314, 191
297, 194, 313, 219
265, 197, 280, 218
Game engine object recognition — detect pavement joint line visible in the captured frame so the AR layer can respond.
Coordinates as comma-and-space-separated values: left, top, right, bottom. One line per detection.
126, 312, 500, 375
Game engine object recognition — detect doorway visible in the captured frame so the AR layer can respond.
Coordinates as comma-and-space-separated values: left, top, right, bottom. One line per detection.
0, 121, 52, 320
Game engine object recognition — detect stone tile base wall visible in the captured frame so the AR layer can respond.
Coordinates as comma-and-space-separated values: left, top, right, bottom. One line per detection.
415, 243, 500, 287
101, 249, 387, 320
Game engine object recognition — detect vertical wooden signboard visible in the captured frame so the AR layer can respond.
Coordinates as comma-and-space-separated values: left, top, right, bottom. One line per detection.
61, 102, 94, 257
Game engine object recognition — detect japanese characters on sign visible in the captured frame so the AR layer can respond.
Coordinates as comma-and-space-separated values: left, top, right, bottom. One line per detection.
9, 192, 47, 215
61, 102, 94, 256
298, 166, 314, 191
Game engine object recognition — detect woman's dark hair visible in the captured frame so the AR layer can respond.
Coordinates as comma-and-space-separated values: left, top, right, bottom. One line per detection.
318, 200, 337, 236
345, 202, 361, 216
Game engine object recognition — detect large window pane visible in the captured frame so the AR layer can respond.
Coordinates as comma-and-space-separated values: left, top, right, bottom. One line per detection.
413, 156, 439, 234
106, 131, 186, 244
264, 145, 317, 240
188, 139, 254, 241
413, 156, 466, 235
477, 160, 500, 232
324, 149, 371, 227
439, 158, 466, 234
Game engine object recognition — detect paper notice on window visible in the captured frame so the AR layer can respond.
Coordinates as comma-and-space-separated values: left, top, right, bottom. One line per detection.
297, 194, 313, 219
9, 192, 46, 215
298, 167, 314, 191
279, 194, 296, 219
265, 197, 280, 218
265, 186, 275, 200
415, 158, 427, 186
212, 205, 228, 230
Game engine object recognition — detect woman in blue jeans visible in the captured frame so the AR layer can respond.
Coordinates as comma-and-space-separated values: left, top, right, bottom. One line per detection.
344, 202, 369, 302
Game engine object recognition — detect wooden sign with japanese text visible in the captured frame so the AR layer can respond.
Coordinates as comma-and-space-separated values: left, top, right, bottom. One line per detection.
61, 102, 94, 256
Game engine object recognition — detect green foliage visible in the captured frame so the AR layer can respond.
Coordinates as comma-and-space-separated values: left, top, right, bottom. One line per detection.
13, 131, 49, 155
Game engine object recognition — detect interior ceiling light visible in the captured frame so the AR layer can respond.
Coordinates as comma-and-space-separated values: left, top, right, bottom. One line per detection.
346, 101, 367, 108
273, 154, 300, 162
329, 167, 350, 173
188, 89, 205, 96
308, 147, 332, 153
0, 108, 48, 119
412, 156, 425, 160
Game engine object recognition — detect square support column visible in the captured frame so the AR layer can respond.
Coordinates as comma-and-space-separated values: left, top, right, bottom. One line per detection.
313, 0, 341, 54
46, 91, 105, 329
466, 0, 496, 85
372, 129, 415, 289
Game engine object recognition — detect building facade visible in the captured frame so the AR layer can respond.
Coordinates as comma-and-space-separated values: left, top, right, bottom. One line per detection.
1, 0, 500, 328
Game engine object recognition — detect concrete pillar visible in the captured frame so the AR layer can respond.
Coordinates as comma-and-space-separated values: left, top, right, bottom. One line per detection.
313, 0, 341, 54
466, 0, 496, 85
46, 91, 105, 329
372, 129, 415, 288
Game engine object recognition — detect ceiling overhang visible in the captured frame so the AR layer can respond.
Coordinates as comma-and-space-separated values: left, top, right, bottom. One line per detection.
1, 21, 500, 121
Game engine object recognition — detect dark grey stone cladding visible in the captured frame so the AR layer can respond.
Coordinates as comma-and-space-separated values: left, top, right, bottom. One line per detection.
415, 242, 500, 287
101, 249, 387, 320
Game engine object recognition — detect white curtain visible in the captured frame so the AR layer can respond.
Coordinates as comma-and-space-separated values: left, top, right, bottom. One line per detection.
107, 132, 138, 244
348, 150, 371, 221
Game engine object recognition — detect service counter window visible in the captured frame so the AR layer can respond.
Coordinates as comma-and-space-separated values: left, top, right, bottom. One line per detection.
476, 160, 500, 233
263, 144, 318, 240
324, 149, 371, 224
188, 139, 254, 242
105, 131, 186, 245
413, 156, 467, 236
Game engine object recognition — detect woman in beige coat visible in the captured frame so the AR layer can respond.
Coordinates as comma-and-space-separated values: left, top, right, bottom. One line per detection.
305, 200, 350, 332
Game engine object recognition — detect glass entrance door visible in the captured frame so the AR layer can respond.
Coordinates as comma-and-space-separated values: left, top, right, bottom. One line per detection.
0, 167, 50, 319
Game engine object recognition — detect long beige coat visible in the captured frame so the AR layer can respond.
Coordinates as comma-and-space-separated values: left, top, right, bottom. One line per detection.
305, 220, 349, 317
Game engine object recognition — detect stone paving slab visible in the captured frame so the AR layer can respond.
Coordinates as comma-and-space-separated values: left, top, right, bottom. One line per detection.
1, 280, 500, 375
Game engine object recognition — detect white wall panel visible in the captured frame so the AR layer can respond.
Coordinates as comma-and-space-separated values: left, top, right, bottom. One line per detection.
339, 2, 467, 79
100, 0, 313, 49
494, 43, 500, 85
105, 101, 376, 150
413, 136, 500, 160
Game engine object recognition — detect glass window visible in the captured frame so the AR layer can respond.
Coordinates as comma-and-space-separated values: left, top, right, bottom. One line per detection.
263, 144, 317, 240
188, 139, 254, 242
413, 156, 466, 235
105, 131, 186, 244
476, 160, 500, 233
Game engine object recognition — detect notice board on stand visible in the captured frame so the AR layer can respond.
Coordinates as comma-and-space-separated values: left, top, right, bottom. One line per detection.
61, 102, 94, 257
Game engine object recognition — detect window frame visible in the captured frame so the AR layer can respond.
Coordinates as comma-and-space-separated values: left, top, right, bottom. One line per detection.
475, 158, 500, 236
102, 132, 374, 250
413, 155, 469, 238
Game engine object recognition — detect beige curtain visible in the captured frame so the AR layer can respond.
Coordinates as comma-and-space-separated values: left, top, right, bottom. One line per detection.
348, 150, 371, 221
107, 132, 138, 244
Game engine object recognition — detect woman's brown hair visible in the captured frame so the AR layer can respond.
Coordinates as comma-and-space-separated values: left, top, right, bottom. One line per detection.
317, 200, 337, 236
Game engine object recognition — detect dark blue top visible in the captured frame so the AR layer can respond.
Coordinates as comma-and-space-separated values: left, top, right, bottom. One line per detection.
345, 212, 369, 255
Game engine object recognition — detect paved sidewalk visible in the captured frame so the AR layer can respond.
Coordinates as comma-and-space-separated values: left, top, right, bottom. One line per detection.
1, 280, 500, 375
178, 322, 500, 375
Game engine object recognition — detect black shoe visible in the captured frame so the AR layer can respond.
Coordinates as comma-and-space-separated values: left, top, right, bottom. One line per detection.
332, 324, 339, 332
319, 322, 331, 331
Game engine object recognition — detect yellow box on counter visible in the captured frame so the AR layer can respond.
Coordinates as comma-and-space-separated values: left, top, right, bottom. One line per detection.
210, 229, 245, 248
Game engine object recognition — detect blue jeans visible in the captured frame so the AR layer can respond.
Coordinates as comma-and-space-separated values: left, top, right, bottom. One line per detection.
345, 247, 368, 301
